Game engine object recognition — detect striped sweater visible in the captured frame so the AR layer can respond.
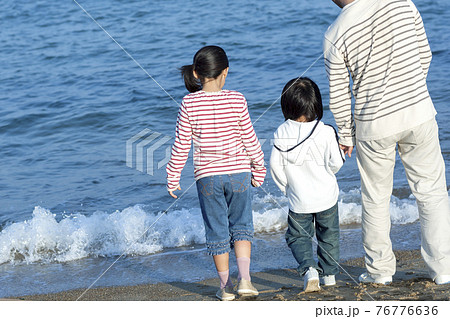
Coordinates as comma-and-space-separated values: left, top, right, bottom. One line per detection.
166, 90, 266, 191
323, 0, 436, 145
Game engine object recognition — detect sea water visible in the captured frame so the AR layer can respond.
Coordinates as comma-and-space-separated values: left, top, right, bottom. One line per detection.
0, 0, 449, 297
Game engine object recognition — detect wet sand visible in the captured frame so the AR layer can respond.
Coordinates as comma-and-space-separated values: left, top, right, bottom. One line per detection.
6, 250, 450, 301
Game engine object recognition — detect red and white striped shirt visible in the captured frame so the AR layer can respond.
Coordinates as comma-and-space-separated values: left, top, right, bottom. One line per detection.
166, 90, 266, 191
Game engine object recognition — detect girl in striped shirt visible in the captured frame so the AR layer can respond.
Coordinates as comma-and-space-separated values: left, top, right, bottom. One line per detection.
166, 46, 266, 300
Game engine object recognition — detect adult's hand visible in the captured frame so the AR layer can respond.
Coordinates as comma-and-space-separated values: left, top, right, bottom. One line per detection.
168, 185, 181, 198
339, 144, 354, 158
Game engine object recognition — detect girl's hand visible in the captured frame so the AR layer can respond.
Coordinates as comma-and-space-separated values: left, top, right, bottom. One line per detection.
168, 185, 181, 198
251, 178, 259, 187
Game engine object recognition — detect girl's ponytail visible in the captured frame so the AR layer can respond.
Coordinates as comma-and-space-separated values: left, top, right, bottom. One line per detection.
180, 46, 229, 93
181, 64, 201, 93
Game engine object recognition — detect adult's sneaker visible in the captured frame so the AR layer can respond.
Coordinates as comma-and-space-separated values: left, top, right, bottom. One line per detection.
236, 279, 259, 296
358, 272, 392, 285
434, 275, 450, 285
320, 275, 336, 286
216, 286, 235, 301
304, 267, 320, 292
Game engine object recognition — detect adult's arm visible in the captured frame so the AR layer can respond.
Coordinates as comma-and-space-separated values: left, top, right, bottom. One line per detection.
409, 0, 432, 78
323, 38, 355, 147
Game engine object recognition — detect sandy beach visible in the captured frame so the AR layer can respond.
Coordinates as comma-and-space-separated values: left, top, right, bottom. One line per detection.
4, 249, 448, 301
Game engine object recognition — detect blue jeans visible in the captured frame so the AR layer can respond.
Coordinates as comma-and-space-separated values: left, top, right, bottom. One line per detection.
196, 172, 253, 256
285, 202, 340, 276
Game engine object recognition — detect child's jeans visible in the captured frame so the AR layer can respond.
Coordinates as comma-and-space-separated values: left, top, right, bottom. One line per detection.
196, 172, 253, 256
285, 202, 340, 276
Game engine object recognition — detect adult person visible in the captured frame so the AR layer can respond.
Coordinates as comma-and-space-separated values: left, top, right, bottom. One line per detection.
323, 0, 450, 285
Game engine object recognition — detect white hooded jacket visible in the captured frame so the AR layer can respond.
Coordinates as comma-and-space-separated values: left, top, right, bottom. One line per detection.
270, 119, 345, 213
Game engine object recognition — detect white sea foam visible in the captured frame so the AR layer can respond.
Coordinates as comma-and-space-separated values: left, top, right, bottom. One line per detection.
252, 189, 422, 228
0, 205, 206, 264
0, 189, 432, 264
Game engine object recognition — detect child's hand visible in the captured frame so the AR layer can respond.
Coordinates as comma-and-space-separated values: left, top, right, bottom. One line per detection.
251, 178, 259, 187
339, 144, 354, 158
168, 185, 181, 198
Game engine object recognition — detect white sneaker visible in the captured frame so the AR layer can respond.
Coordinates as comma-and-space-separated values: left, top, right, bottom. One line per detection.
434, 275, 450, 285
321, 275, 336, 286
216, 286, 235, 301
304, 267, 320, 292
236, 279, 259, 296
358, 272, 392, 285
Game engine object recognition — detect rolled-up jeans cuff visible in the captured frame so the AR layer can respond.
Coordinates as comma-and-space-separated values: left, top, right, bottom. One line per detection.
206, 240, 231, 256
230, 230, 253, 244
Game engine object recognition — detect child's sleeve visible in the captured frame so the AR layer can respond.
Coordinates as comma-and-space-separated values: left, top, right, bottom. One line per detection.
166, 101, 192, 191
239, 98, 266, 186
269, 144, 288, 195
327, 125, 345, 174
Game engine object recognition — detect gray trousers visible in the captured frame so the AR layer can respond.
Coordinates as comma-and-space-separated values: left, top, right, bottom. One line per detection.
356, 118, 450, 280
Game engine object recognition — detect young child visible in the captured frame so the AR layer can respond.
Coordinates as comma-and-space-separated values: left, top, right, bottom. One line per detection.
166, 46, 266, 300
270, 77, 345, 292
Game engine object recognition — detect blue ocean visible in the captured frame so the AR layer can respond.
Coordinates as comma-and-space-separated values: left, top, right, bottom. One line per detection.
0, 0, 448, 298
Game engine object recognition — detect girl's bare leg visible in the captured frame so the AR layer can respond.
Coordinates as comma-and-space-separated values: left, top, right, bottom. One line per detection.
234, 240, 251, 258
213, 252, 229, 272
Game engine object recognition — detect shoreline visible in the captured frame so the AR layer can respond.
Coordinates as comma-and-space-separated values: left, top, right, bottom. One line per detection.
6, 249, 449, 301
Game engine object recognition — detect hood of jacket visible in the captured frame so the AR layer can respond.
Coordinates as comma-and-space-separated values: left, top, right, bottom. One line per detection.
273, 119, 324, 164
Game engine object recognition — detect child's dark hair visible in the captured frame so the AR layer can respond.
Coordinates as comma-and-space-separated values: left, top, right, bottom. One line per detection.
280, 77, 323, 122
180, 46, 229, 93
